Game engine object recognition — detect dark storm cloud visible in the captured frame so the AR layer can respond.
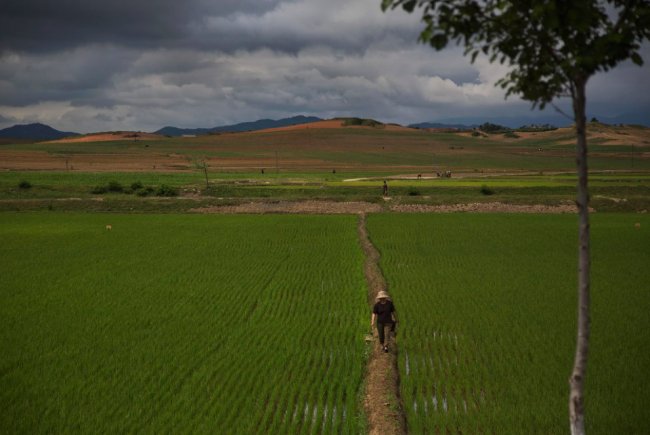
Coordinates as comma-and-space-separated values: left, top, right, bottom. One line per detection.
1, 0, 421, 56
0, 47, 137, 106
0, 0, 647, 132
588, 45, 650, 119
0, 0, 283, 53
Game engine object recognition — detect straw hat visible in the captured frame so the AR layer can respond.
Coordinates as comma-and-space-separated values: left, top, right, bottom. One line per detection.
376, 290, 391, 300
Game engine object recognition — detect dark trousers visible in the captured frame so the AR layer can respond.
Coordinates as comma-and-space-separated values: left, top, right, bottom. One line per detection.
377, 322, 395, 345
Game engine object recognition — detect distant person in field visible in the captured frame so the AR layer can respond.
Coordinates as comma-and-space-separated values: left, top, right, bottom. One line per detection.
371, 290, 397, 353
382, 180, 388, 196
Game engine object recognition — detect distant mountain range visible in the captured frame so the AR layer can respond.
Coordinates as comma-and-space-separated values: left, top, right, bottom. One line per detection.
409, 122, 477, 130
155, 115, 322, 136
411, 116, 572, 130
411, 112, 649, 129
2, 112, 646, 141
0, 123, 79, 140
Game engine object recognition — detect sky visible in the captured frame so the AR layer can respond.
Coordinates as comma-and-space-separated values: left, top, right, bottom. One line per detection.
1, 0, 649, 133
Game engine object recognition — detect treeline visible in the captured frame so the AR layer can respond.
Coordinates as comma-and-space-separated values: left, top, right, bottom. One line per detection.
477, 122, 558, 133
337, 117, 385, 127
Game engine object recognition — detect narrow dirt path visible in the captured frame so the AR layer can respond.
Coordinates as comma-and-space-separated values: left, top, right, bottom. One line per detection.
358, 213, 406, 435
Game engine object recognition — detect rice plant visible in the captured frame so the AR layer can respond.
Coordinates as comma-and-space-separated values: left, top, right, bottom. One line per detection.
0, 213, 368, 434
368, 213, 650, 434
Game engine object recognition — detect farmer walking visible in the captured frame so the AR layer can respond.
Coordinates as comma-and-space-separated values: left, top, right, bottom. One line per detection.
382, 180, 388, 196
371, 290, 397, 352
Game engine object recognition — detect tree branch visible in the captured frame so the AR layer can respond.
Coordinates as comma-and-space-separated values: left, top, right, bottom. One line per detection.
551, 102, 574, 121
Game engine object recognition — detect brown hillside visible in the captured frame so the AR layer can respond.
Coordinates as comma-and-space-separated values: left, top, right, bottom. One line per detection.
2, 121, 647, 172
256, 119, 344, 132
255, 119, 414, 133
46, 132, 163, 143
457, 123, 650, 146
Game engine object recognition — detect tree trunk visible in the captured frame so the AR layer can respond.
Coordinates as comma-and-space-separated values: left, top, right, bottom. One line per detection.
569, 76, 590, 435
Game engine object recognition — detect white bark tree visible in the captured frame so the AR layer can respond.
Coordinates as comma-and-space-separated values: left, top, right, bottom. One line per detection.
381, 1, 650, 432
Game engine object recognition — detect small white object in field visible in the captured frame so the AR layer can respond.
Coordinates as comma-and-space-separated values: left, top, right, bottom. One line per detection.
634, 222, 641, 229
106, 224, 112, 230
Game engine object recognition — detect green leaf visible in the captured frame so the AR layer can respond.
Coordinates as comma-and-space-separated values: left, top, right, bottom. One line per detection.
381, 0, 394, 12
420, 26, 433, 42
631, 52, 644, 66
431, 34, 449, 50
402, 0, 418, 12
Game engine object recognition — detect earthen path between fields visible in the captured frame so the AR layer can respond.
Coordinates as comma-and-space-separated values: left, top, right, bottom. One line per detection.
358, 213, 406, 435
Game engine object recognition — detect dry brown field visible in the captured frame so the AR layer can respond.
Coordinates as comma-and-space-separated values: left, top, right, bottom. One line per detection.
0, 120, 648, 173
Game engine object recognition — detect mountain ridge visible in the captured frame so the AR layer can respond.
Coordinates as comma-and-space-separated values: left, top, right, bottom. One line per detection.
0, 123, 79, 140
155, 115, 322, 136
3, 112, 647, 141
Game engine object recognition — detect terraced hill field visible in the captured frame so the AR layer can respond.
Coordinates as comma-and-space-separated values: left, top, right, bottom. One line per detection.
1, 120, 648, 173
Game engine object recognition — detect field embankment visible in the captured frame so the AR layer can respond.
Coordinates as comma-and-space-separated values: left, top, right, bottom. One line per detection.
358, 214, 405, 435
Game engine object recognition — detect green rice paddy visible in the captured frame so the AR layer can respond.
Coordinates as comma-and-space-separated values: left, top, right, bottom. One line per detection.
1, 213, 368, 434
1, 212, 648, 433
367, 213, 650, 434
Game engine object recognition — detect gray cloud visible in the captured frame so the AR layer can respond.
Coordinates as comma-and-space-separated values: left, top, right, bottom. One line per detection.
587, 45, 650, 118
196, 0, 422, 53
0, 46, 137, 107
0, 43, 540, 131
0, 0, 283, 53
0, 0, 418, 55
0, 0, 648, 132
0, 113, 17, 125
